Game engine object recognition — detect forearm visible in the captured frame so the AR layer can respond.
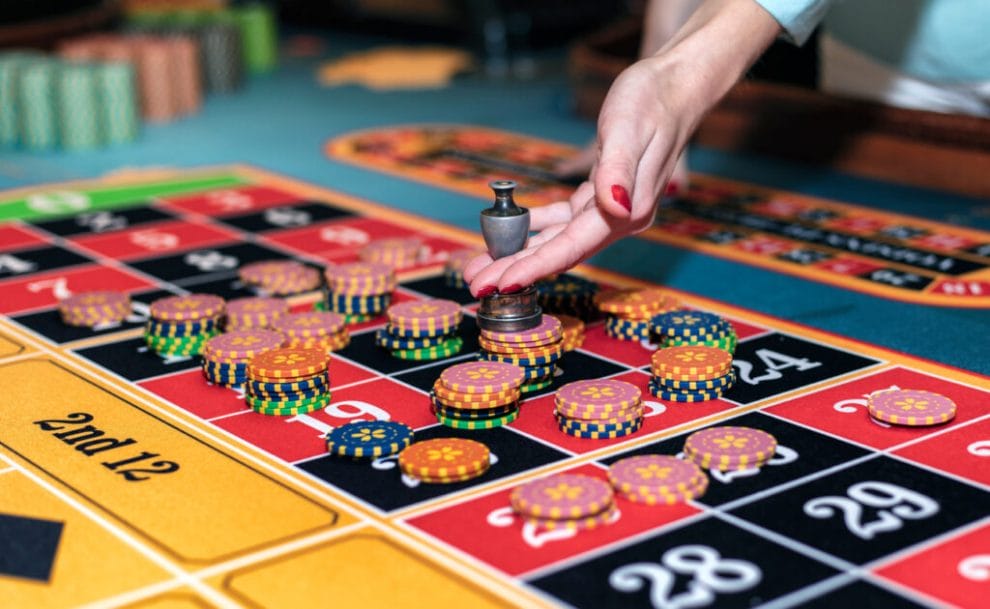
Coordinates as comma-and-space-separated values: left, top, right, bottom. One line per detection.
639, 0, 706, 58
648, 0, 781, 126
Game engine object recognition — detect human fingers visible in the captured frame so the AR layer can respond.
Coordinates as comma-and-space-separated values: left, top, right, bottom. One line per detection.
493, 209, 614, 291
467, 223, 567, 295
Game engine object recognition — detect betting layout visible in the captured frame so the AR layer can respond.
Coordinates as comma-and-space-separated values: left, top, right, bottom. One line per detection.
327, 124, 990, 307
0, 166, 988, 609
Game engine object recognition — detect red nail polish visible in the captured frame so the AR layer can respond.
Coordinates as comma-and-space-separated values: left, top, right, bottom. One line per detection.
611, 185, 631, 212
476, 286, 497, 298
500, 284, 523, 294
664, 181, 680, 197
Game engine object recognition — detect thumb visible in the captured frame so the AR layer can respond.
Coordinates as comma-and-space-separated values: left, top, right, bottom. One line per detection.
593, 127, 641, 218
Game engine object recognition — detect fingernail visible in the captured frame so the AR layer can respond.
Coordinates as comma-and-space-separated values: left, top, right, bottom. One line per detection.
611, 185, 631, 212
664, 181, 680, 197
476, 286, 497, 298
500, 284, 523, 294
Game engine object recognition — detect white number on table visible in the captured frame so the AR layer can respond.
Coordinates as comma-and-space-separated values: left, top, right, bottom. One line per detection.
803, 481, 939, 539
733, 349, 821, 386
709, 445, 798, 484
959, 555, 990, 582
609, 545, 761, 609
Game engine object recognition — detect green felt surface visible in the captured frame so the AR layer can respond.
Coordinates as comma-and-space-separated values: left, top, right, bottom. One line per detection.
1, 31, 986, 374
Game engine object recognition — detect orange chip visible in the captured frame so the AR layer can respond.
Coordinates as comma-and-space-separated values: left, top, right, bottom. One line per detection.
398, 438, 490, 480
248, 347, 328, 379
651, 346, 732, 377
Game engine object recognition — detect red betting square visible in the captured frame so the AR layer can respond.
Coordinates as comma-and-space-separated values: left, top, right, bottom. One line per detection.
766, 367, 990, 451
0, 224, 47, 250
404, 463, 699, 577
0, 265, 154, 315
875, 520, 990, 609
140, 368, 246, 419
894, 417, 990, 487
161, 185, 302, 216
71, 220, 237, 260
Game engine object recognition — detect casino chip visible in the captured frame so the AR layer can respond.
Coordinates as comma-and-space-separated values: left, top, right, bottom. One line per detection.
432, 360, 524, 427
377, 299, 463, 361
684, 426, 777, 471
145, 294, 225, 356
58, 291, 130, 327
323, 262, 395, 321
475, 315, 566, 395
867, 388, 957, 426
225, 296, 289, 330
525, 504, 619, 530
325, 420, 414, 458
243, 346, 333, 416
596, 288, 679, 342
201, 329, 284, 387
608, 455, 708, 505
273, 311, 350, 353
239, 260, 321, 296
553, 379, 645, 439
510, 474, 615, 522
398, 438, 491, 483
647, 344, 736, 402
536, 275, 599, 321
360, 237, 424, 269
556, 314, 586, 352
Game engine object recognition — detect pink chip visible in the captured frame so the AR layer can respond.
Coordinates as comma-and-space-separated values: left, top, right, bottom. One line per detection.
480, 314, 562, 344
684, 426, 777, 468
444, 248, 484, 272
608, 455, 704, 494
510, 473, 614, 519
868, 388, 957, 425
387, 299, 461, 326
439, 361, 525, 393
272, 311, 346, 338
239, 260, 307, 284
556, 379, 641, 410
226, 297, 289, 319
203, 329, 285, 360
59, 290, 129, 310
149, 294, 225, 321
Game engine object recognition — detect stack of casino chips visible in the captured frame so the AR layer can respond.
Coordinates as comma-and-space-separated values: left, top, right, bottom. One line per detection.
554, 379, 645, 439
145, 294, 224, 356
272, 311, 350, 353
866, 388, 957, 427
510, 474, 617, 531
399, 438, 491, 484
595, 288, 680, 342
536, 275, 599, 320
608, 455, 708, 505
443, 248, 483, 289
649, 346, 736, 402
325, 420, 414, 459
238, 260, 322, 296
244, 347, 332, 416
556, 314, 586, 352
683, 426, 777, 471
323, 262, 396, 323
430, 361, 524, 429
377, 299, 463, 361
201, 329, 284, 387
359, 237, 423, 269
650, 310, 738, 354
224, 296, 288, 330
57, 291, 130, 327
477, 315, 564, 394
